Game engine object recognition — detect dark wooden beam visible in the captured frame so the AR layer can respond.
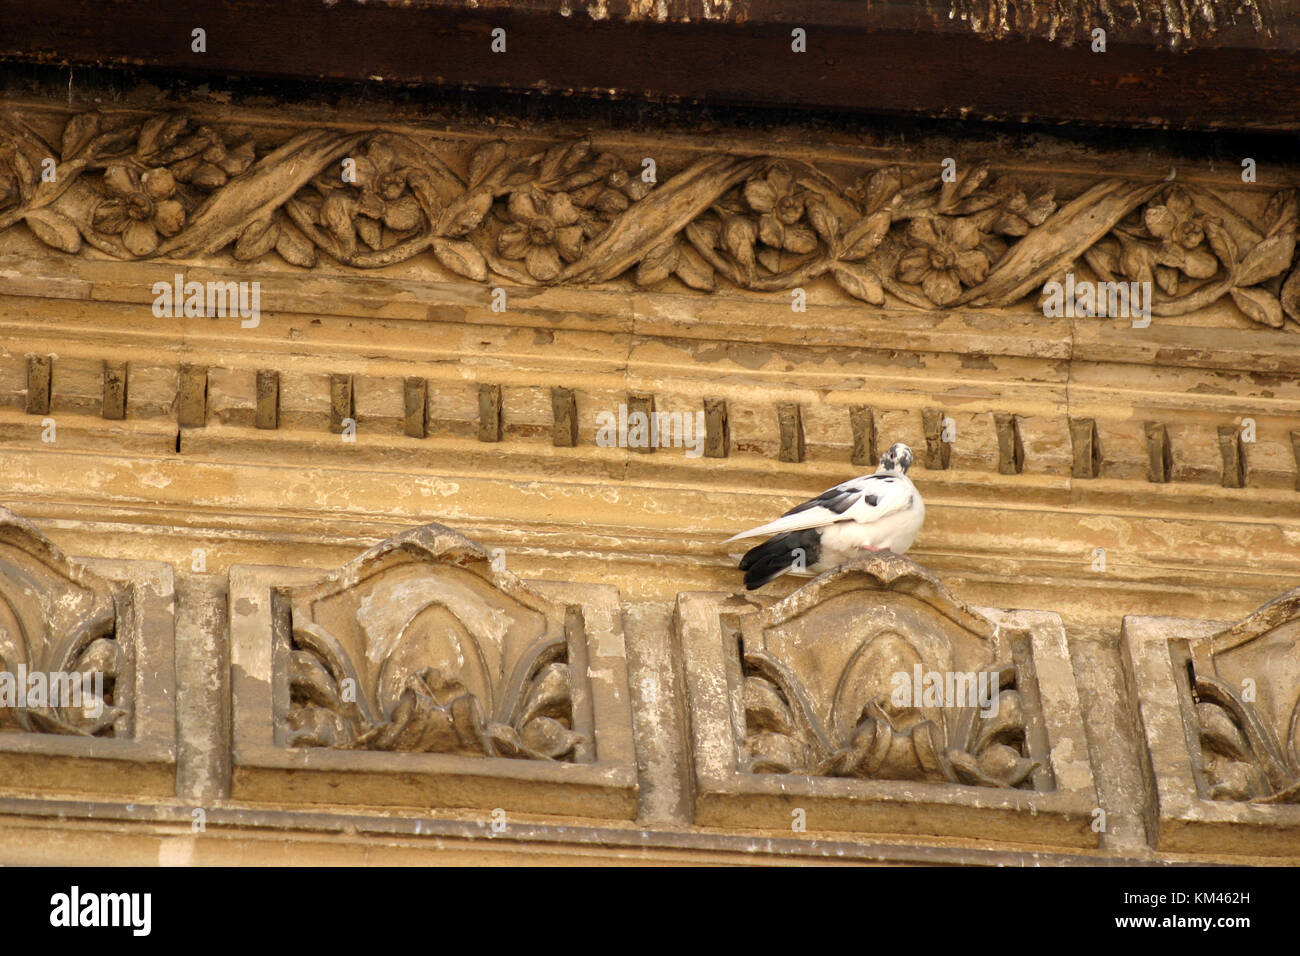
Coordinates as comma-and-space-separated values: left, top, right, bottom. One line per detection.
2, 0, 1297, 131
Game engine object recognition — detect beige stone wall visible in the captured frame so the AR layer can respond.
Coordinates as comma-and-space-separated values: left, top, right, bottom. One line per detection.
0, 89, 1297, 863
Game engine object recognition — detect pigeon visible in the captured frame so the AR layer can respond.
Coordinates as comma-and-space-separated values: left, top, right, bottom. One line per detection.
726, 442, 925, 590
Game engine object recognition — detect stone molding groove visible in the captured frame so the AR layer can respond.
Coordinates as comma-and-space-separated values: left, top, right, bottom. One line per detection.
2, 106, 1299, 327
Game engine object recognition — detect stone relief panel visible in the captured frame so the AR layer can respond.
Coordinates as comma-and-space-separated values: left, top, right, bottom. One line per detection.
229, 523, 637, 818
1, 106, 1298, 327
0, 507, 175, 797
678, 554, 1097, 846
1124, 588, 1300, 855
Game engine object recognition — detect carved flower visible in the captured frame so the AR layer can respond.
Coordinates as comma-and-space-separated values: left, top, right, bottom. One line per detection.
1140, 186, 1219, 289
743, 164, 817, 254
135, 115, 255, 190
345, 141, 423, 232
568, 152, 651, 222
91, 165, 186, 256
896, 216, 990, 306
497, 188, 584, 281
990, 184, 1057, 236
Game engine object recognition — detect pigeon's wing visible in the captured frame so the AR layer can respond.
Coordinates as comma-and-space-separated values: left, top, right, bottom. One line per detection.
725, 475, 913, 542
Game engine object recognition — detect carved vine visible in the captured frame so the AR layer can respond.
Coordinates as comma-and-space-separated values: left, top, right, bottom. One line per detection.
3, 108, 1299, 328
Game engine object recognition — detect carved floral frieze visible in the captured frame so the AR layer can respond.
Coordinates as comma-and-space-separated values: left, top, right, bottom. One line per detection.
1, 108, 1297, 327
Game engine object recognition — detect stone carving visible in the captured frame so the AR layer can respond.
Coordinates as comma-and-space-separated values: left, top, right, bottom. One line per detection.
1186, 589, 1300, 804
283, 523, 589, 762
736, 556, 1038, 789
677, 554, 1096, 844
1123, 591, 1300, 854
0, 508, 124, 737
2, 108, 1298, 327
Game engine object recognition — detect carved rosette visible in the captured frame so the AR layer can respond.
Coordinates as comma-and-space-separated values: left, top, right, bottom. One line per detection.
2, 108, 1298, 327
1186, 588, 1300, 804
282, 523, 590, 763
735, 555, 1043, 791
0, 508, 126, 736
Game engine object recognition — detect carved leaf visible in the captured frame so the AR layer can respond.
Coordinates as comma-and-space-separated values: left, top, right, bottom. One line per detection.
517, 662, 572, 727
1198, 702, 1252, 762
468, 141, 509, 189
134, 113, 187, 160
1264, 189, 1299, 238
674, 244, 715, 291
1230, 286, 1285, 328
275, 219, 318, 267
60, 111, 101, 161
438, 190, 493, 238
1203, 218, 1238, 271
721, 214, 758, 270
743, 676, 797, 736
290, 649, 343, 711
432, 237, 488, 281
1282, 265, 1300, 324
634, 238, 680, 287
24, 208, 81, 254
805, 196, 839, 247
233, 215, 280, 261
685, 217, 720, 252
831, 262, 885, 305
839, 210, 891, 261
859, 166, 902, 214
1236, 234, 1295, 287
322, 193, 356, 256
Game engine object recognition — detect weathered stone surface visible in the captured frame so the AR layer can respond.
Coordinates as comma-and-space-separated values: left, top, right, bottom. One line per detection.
0, 508, 175, 799
0, 86, 1297, 864
677, 555, 1097, 846
228, 523, 637, 818
1124, 589, 1300, 856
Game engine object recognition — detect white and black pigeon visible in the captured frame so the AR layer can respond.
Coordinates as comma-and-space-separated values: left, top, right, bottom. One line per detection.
727, 442, 925, 590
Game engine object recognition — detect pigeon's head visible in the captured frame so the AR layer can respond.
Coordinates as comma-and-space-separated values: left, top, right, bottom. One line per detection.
879, 442, 914, 474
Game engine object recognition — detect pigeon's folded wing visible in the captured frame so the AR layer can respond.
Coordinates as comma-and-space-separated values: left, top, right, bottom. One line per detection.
725, 475, 913, 542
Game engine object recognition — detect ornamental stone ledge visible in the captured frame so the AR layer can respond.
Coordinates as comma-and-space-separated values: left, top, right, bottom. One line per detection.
228, 522, 638, 818
676, 553, 1097, 847
0, 508, 176, 799
1123, 588, 1300, 856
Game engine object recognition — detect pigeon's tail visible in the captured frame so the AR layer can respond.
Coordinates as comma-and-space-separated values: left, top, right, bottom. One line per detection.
738, 529, 821, 591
